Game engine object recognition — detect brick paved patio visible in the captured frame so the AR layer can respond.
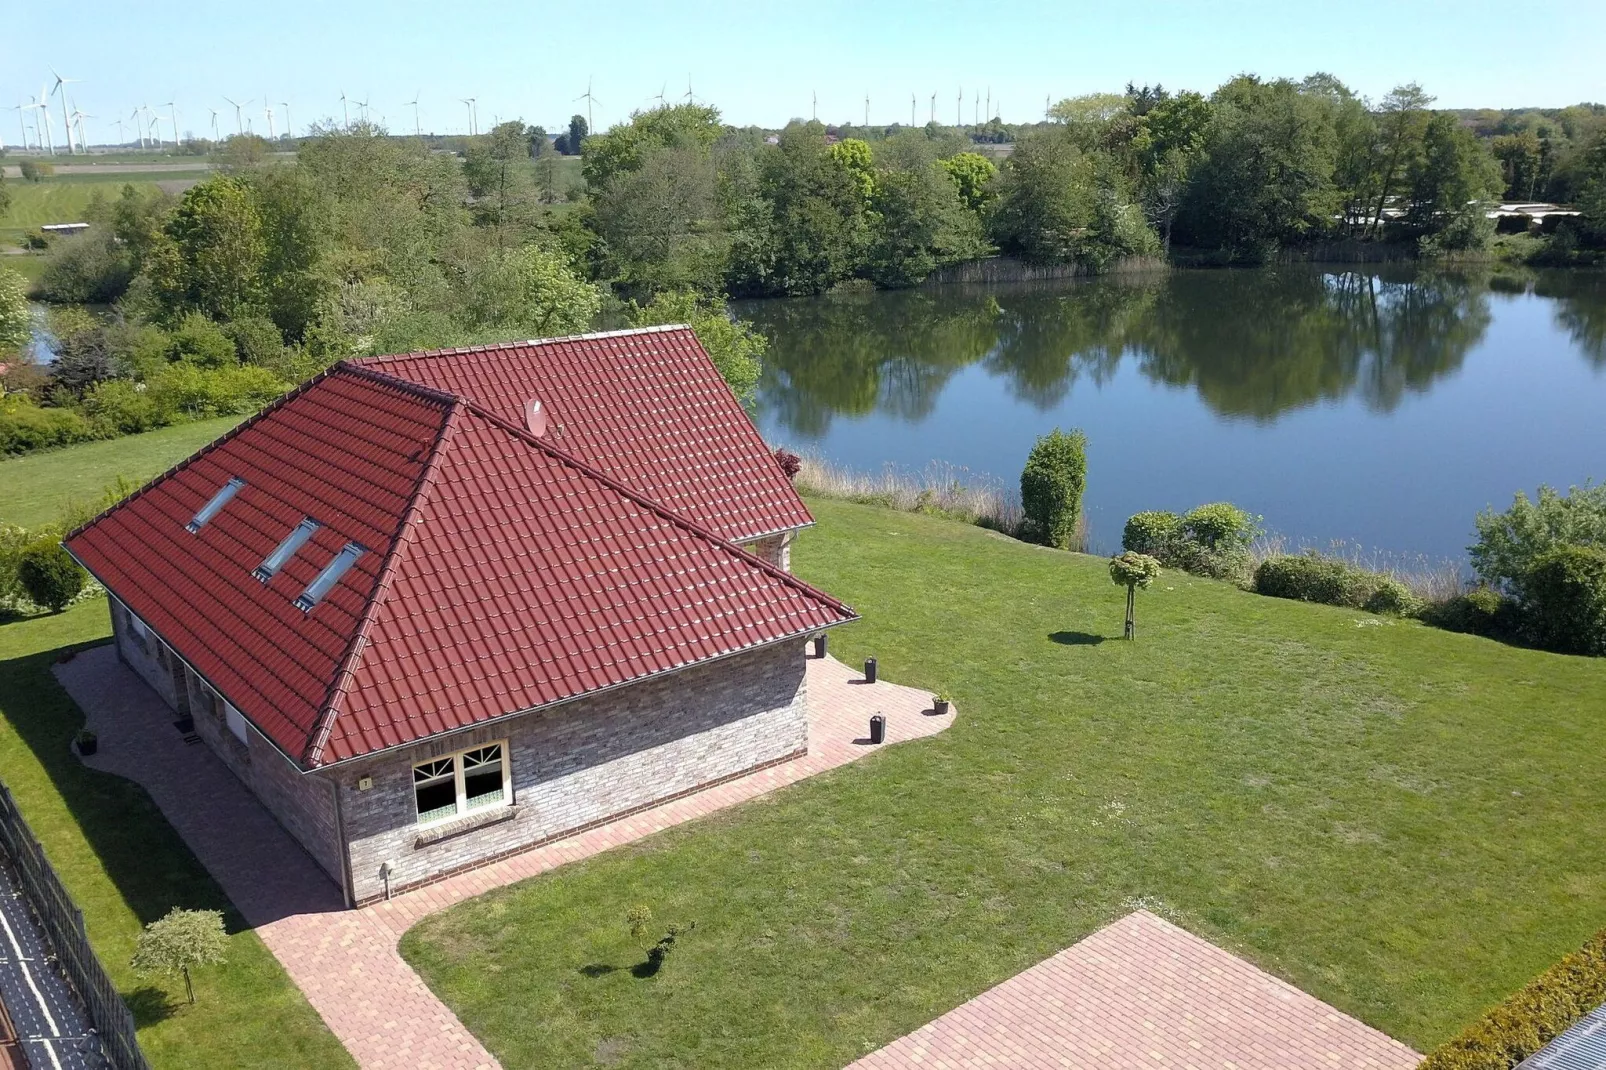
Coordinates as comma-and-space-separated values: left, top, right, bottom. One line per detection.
56, 643, 950, 1070
848, 910, 1421, 1070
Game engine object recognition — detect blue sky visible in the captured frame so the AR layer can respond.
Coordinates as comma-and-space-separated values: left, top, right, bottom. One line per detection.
10, 0, 1605, 145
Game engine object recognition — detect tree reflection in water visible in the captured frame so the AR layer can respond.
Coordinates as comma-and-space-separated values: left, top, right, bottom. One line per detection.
733, 265, 1596, 437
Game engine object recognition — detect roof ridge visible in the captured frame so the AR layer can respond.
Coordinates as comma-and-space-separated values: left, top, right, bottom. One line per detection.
351, 324, 694, 367
453, 399, 855, 618
301, 399, 462, 768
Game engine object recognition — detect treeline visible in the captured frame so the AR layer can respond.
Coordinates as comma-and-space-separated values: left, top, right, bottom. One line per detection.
4, 72, 1606, 455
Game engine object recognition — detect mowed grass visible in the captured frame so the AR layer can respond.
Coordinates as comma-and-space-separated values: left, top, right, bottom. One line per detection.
0, 600, 352, 1068
399, 498, 1606, 1069
0, 177, 168, 241
0, 416, 243, 529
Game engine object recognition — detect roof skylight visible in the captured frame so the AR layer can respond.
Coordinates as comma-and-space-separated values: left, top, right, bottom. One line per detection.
294, 542, 367, 612
254, 518, 320, 582
186, 477, 245, 533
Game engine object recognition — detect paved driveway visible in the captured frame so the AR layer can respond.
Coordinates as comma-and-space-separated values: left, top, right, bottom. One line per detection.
849, 910, 1421, 1070
55, 643, 951, 1070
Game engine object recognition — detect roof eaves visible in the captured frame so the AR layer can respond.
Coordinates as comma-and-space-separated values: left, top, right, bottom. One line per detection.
453, 397, 857, 620
300, 398, 463, 769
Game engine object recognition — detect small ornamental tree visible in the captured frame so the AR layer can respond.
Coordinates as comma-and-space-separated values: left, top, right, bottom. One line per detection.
17, 539, 86, 613
131, 908, 228, 1004
1109, 551, 1162, 640
1020, 428, 1088, 550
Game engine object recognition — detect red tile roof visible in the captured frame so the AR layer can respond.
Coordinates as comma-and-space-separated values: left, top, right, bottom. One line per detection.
356, 326, 814, 544
66, 349, 853, 770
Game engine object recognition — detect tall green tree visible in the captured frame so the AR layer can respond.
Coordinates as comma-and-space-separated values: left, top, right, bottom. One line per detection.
1408, 112, 1500, 249
146, 175, 267, 322
464, 120, 540, 251
581, 104, 721, 189
1364, 84, 1435, 237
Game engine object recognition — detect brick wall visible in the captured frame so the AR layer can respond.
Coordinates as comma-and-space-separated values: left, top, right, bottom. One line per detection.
108, 598, 179, 708
337, 638, 809, 903
179, 668, 344, 886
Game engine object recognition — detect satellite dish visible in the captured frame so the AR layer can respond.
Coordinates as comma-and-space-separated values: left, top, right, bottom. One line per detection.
525, 398, 549, 438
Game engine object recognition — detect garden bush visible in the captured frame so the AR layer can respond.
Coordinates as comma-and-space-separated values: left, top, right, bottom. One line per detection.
83, 379, 173, 435
0, 524, 31, 607
1422, 588, 1515, 638
1181, 502, 1258, 553
1122, 511, 1181, 556
0, 397, 96, 454
1418, 926, 1606, 1070
1472, 483, 1606, 593
165, 313, 238, 369
16, 538, 86, 613
1518, 545, 1606, 656
1253, 552, 1378, 609
146, 363, 287, 419
1363, 577, 1425, 618
1020, 428, 1088, 550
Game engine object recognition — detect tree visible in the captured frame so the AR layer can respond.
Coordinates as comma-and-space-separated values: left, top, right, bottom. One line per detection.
865, 163, 991, 287
1492, 131, 1543, 200
560, 114, 588, 156
1577, 135, 1606, 242
131, 908, 229, 1005
990, 130, 1156, 268
1109, 551, 1162, 639
1472, 482, 1606, 594
1020, 428, 1088, 549
465, 121, 540, 251
581, 104, 721, 189
1364, 84, 1435, 238
1133, 91, 1213, 251
470, 244, 600, 337
628, 289, 766, 400
0, 170, 9, 216
940, 152, 998, 212
827, 138, 875, 201
147, 176, 267, 322
1408, 112, 1500, 250
0, 268, 29, 358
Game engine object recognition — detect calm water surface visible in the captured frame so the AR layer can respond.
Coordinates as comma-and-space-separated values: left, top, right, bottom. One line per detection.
739, 266, 1606, 562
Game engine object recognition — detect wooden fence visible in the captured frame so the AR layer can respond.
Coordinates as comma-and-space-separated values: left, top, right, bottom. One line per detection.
0, 779, 150, 1070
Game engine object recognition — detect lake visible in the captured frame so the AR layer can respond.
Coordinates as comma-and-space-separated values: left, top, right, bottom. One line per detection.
739, 265, 1606, 564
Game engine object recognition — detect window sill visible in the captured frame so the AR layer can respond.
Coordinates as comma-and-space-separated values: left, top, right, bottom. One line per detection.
413, 804, 519, 849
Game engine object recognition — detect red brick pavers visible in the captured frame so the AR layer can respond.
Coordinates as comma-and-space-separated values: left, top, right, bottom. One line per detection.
849, 910, 1421, 1070
55, 644, 949, 1069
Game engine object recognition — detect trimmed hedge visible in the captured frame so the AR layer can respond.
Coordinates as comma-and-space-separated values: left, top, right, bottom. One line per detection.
1121, 504, 1257, 583
1020, 428, 1088, 550
1419, 927, 1606, 1070
1123, 511, 1182, 556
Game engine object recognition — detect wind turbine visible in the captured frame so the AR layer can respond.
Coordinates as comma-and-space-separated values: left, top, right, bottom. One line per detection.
147, 112, 161, 147
280, 102, 293, 140
460, 97, 477, 135
5, 104, 26, 151
574, 78, 600, 132
811, 90, 817, 121
863, 92, 869, 127
223, 96, 246, 136
51, 70, 81, 153
911, 93, 916, 127
354, 94, 370, 123
957, 86, 963, 127
129, 107, 145, 148
683, 74, 695, 105
209, 108, 220, 141
339, 91, 350, 128
985, 87, 991, 122
36, 87, 55, 154
974, 91, 979, 125
654, 83, 668, 110
930, 92, 937, 124
112, 115, 123, 146
264, 100, 275, 139
403, 92, 420, 136
72, 109, 92, 150
162, 99, 180, 147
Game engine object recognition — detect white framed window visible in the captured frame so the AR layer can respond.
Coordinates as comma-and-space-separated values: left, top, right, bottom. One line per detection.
224, 702, 249, 745
412, 742, 510, 826
127, 610, 152, 654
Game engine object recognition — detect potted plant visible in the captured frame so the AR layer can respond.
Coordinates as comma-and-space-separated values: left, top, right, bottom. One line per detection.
933, 692, 951, 716
74, 728, 98, 756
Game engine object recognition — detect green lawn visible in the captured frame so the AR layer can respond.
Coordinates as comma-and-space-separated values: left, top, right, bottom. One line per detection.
0, 600, 351, 1068
399, 497, 1606, 1069
1, 177, 169, 242
0, 417, 243, 530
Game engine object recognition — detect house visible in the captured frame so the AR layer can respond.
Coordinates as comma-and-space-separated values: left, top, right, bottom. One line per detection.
65, 326, 856, 906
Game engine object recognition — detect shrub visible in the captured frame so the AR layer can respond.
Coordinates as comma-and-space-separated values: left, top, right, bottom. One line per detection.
1180, 502, 1258, 553
1472, 483, 1606, 593
83, 379, 172, 435
146, 363, 287, 419
18, 159, 53, 182
0, 397, 95, 455
1020, 428, 1088, 550
1253, 552, 1375, 609
0, 524, 31, 607
16, 538, 86, 612
1418, 926, 1606, 1070
226, 315, 287, 366
1123, 511, 1181, 556
773, 448, 802, 480
166, 312, 238, 369
1423, 588, 1515, 638
39, 227, 137, 304
1363, 578, 1424, 618
1519, 545, 1606, 656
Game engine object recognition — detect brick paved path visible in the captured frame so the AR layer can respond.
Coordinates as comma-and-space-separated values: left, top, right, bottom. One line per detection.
56, 644, 950, 1069
849, 910, 1421, 1070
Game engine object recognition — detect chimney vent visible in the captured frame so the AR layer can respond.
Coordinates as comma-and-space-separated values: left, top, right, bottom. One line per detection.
525, 398, 549, 438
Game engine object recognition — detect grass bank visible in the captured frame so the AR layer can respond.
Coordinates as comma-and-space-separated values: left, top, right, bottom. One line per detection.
0, 416, 242, 529
401, 497, 1606, 1069
0, 599, 351, 1068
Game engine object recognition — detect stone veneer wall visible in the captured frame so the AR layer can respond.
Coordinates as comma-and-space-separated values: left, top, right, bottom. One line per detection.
337, 637, 809, 904
109, 597, 179, 708
742, 530, 795, 572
